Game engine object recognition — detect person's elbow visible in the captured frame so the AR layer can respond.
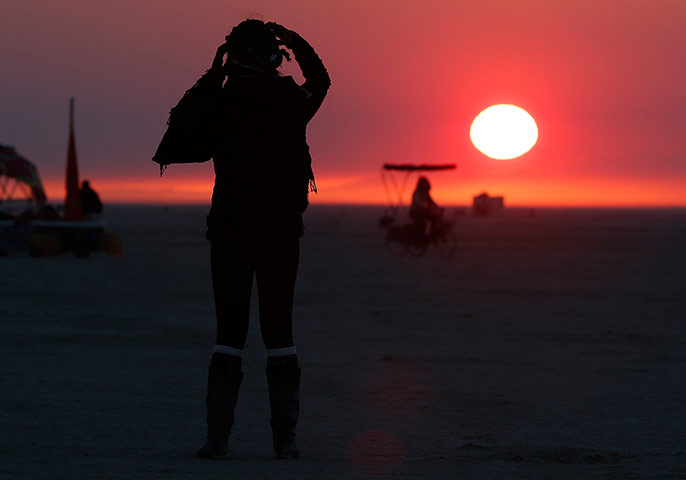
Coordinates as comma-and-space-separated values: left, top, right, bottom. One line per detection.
322, 71, 331, 90
312, 64, 331, 89
306, 73, 331, 100
315, 73, 331, 99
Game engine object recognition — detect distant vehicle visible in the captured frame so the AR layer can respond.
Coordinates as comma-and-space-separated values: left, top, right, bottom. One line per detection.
472, 192, 505, 216
379, 163, 457, 257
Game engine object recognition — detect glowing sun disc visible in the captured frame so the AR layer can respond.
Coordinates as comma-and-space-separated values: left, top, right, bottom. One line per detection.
470, 104, 538, 159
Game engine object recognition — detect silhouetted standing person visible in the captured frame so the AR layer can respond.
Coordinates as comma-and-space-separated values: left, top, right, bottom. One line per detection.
156, 20, 330, 459
80, 180, 102, 219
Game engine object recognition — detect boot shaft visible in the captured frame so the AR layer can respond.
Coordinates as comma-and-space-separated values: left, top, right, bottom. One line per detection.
266, 354, 301, 429
206, 353, 244, 439
266, 354, 300, 457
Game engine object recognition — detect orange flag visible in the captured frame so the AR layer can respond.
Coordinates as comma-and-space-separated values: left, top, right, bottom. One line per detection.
64, 97, 82, 221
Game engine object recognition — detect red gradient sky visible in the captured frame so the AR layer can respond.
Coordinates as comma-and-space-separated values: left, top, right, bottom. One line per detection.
2, 0, 685, 206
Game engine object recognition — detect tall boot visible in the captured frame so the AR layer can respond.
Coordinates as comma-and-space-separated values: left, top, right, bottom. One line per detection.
266, 354, 301, 459
196, 353, 244, 459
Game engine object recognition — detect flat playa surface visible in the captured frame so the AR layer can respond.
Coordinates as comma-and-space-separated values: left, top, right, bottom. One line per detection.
1, 205, 685, 479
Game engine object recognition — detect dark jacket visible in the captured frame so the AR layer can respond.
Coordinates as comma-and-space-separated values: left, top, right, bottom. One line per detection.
81, 185, 103, 215
204, 34, 330, 240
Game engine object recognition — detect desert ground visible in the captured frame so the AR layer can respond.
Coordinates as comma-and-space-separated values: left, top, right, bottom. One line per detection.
1, 204, 685, 479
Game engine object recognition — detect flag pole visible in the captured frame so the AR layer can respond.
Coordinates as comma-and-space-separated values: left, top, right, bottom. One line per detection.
64, 97, 82, 221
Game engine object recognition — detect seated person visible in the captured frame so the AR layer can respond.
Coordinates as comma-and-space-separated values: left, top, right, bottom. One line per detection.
409, 176, 442, 234
80, 180, 103, 220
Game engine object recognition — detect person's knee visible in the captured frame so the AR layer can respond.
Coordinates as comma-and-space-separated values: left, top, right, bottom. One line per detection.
261, 326, 294, 350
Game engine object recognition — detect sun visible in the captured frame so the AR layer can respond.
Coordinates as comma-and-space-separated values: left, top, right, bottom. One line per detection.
470, 104, 538, 159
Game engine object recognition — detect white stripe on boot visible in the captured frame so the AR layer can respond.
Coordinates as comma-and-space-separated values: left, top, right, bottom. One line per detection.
213, 345, 243, 357
266, 346, 297, 358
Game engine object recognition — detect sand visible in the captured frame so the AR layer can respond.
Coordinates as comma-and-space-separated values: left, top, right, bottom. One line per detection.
1, 204, 685, 479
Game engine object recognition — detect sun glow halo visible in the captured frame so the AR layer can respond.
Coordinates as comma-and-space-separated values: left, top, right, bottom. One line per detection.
470, 104, 538, 160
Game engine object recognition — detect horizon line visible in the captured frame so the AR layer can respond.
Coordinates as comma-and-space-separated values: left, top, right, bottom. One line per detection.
99, 201, 686, 210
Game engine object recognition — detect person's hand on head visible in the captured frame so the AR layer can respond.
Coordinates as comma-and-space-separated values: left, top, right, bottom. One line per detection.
212, 40, 231, 69
267, 22, 296, 49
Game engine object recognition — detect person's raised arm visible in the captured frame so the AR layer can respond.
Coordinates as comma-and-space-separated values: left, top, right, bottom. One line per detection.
195, 41, 230, 89
268, 23, 331, 122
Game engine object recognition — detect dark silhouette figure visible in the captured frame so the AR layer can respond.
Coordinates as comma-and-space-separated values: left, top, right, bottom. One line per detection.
80, 180, 103, 219
410, 176, 441, 234
159, 20, 330, 459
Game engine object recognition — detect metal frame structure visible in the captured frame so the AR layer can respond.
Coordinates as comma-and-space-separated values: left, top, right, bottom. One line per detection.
380, 163, 456, 219
0, 175, 34, 204
0, 145, 46, 209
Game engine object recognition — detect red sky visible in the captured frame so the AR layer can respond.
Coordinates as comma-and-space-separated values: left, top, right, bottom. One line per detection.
2, 0, 685, 206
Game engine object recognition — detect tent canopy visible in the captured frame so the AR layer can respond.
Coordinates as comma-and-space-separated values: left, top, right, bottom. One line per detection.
382, 163, 456, 171
380, 163, 457, 216
0, 144, 47, 205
